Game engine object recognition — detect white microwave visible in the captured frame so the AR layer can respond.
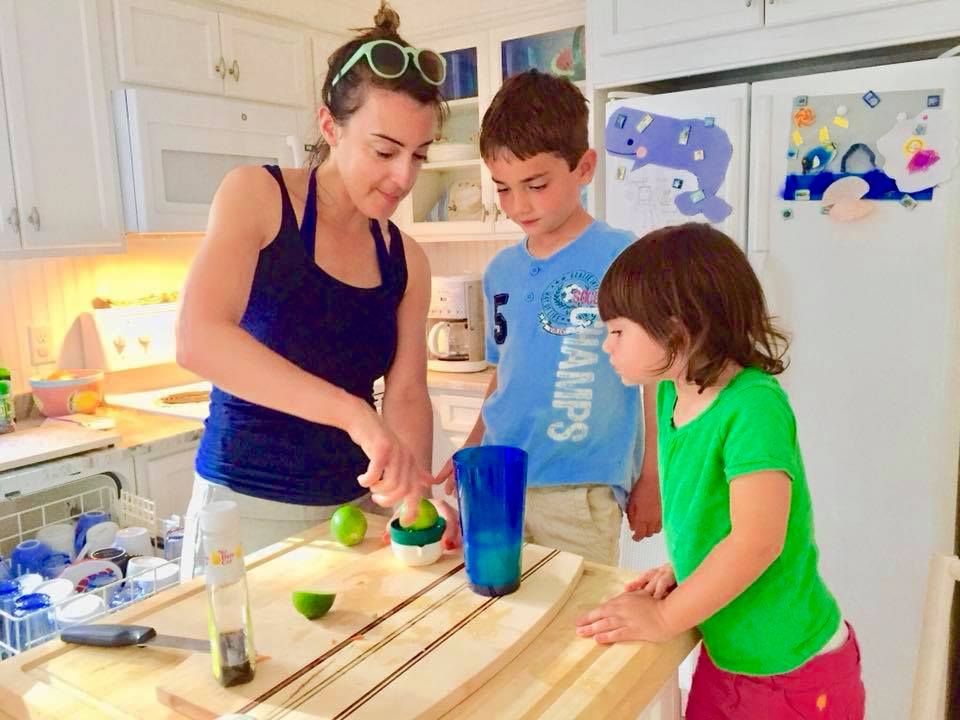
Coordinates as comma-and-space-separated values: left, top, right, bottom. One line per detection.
113, 88, 310, 233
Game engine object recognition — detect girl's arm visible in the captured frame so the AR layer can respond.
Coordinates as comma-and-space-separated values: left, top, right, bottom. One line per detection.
576, 470, 790, 643
657, 470, 791, 634
625, 382, 662, 540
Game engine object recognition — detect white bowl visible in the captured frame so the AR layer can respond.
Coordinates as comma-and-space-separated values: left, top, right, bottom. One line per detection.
55, 594, 105, 627
390, 539, 444, 567
427, 143, 479, 163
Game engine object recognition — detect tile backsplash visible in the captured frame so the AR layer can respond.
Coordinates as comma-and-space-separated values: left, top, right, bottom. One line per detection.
0, 236, 511, 393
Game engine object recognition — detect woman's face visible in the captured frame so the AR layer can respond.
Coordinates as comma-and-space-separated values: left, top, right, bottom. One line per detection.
328, 87, 437, 220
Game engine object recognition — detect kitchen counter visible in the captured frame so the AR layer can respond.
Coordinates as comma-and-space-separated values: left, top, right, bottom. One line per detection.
427, 367, 494, 395
0, 514, 698, 719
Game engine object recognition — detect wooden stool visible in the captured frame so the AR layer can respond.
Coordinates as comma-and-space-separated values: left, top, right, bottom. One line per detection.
910, 554, 960, 719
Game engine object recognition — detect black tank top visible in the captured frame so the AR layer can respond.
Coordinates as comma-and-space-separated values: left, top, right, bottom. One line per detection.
195, 165, 408, 505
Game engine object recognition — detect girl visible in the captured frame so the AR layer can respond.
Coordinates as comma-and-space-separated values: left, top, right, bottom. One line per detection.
575, 223, 864, 718
176, 2, 458, 577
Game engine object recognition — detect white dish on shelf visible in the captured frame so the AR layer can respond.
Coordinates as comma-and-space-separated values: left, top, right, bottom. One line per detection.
427, 143, 480, 163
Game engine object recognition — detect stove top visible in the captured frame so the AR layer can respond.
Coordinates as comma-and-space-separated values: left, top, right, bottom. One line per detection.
106, 382, 211, 421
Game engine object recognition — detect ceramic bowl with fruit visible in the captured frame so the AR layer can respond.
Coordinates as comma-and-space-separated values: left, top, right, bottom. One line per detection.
29, 369, 104, 417
389, 499, 446, 567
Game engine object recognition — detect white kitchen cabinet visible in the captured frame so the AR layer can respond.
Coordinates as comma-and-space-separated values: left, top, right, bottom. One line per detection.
0, 0, 124, 257
114, 0, 311, 107
430, 391, 484, 474
0, 70, 18, 255
762, 0, 932, 28
588, 0, 959, 87
593, 0, 762, 53
134, 443, 198, 523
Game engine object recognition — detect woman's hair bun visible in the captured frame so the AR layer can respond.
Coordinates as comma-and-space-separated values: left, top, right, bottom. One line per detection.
373, 2, 401, 33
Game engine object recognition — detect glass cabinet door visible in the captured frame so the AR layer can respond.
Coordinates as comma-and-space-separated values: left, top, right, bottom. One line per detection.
401, 41, 493, 237
499, 25, 585, 83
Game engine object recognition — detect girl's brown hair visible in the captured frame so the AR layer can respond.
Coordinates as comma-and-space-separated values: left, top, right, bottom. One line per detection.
599, 223, 789, 391
308, 1, 447, 167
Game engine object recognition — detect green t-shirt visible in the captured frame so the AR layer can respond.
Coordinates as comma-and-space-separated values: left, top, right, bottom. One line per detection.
658, 367, 840, 675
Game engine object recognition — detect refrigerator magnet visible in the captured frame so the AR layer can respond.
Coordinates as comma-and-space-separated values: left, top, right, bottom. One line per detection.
781, 208, 794, 220
927, 95, 941, 108
636, 114, 653, 133
899, 195, 918, 210
678, 126, 691, 146
793, 107, 816, 127
672, 178, 683, 189
792, 130, 804, 146
704, 116, 716, 127
794, 95, 808, 107
833, 116, 850, 129
690, 189, 706, 204
862, 90, 882, 108
693, 149, 705, 161
616, 166, 626, 180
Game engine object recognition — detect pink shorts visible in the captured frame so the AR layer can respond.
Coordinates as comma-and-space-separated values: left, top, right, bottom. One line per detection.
686, 623, 865, 720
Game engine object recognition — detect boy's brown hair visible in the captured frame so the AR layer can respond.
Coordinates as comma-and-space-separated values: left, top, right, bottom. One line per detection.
479, 69, 588, 170
598, 223, 789, 391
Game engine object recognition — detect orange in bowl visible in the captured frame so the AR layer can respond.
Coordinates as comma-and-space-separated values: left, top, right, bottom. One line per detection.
29, 369, 104, 417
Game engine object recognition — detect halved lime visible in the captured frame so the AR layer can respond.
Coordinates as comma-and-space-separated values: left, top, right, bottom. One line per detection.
330, 504, 367, 546
399, 498, 439, 531
292, 591, 336, 619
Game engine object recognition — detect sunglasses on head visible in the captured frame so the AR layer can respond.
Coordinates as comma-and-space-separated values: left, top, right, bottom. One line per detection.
331, 39, 446, 88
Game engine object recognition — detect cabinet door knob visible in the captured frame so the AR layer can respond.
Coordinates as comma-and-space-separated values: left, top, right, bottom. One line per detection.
26, 206, 40, 231
214, 56, 226, 79
5, 206, 19, 233
481, 204, 489, 221
494, 205, 502, 221
745, 0, 751, 5
228, 59, 240, 82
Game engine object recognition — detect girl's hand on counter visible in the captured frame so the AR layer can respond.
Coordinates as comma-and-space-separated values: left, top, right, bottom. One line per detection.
575, 590, 674, 645
625, 563, 676, 600
348, 403, 432, 525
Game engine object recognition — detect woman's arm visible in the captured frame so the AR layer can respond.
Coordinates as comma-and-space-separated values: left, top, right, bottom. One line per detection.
176, 168, 428, 513
381, 232, 432, 472
176, 166, 368, 428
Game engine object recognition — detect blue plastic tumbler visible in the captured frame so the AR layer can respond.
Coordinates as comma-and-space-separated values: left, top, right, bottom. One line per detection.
453, 445, 528, 597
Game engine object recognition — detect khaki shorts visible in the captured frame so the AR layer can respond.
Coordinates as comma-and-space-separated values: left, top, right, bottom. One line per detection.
523, 485, 623, 566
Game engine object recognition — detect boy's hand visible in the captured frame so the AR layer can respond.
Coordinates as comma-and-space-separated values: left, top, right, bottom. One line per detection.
575, 591, 673, 644
434, 457, 456, 497
625, 563, 676, 599
626, 471, 662, 541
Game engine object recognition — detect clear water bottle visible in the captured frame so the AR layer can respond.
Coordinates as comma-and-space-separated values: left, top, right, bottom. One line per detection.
199, 500, 255, 687
0, 367, 15, 435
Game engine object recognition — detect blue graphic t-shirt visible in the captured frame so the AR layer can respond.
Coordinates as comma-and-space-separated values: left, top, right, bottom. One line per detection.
482, 220, 642, 496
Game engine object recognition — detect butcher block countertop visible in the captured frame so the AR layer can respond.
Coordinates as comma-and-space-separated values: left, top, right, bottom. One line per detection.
0, 515, 697, 720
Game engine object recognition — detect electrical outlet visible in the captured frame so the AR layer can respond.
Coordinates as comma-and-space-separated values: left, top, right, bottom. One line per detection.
28, 325, 54, 365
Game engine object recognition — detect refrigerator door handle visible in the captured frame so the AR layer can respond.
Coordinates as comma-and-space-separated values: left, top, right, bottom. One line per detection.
747, 94, 772, 274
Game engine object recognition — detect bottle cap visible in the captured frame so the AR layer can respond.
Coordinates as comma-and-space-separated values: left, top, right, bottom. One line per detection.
199, 500, 241, 536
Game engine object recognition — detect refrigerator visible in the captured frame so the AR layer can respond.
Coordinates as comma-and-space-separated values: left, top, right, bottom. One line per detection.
604, 58, 960, 720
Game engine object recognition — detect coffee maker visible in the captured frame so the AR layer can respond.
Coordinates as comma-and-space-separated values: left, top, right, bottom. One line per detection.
426, 274, 486, 373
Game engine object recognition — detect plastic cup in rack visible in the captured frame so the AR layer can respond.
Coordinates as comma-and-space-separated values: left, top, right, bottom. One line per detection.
12, 593, 54, 651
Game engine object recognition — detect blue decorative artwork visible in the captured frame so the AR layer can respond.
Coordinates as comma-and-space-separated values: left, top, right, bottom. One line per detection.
439, 47, 478, 100
605, 107, 734, 223
782, 88, 951, 203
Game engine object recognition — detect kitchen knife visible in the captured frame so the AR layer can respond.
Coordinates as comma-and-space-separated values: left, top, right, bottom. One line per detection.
61, 624, 209, 652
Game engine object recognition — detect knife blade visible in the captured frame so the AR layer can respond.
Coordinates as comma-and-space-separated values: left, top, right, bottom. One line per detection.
61, 624, 209, 652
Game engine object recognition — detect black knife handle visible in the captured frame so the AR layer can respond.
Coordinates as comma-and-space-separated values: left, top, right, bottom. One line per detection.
61, 624, 157, 647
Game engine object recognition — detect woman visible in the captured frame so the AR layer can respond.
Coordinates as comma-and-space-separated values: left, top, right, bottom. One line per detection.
176, 2, 457, 577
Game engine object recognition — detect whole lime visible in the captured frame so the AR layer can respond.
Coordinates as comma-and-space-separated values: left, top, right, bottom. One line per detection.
399, 498, 439, 531
292, 591, 336, 619
330, 505, 367, 546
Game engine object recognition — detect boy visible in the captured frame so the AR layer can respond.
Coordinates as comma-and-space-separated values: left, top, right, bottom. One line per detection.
435, 70, 660, 565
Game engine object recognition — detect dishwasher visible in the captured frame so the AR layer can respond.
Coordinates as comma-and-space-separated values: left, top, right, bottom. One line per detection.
0, 470, 180, 658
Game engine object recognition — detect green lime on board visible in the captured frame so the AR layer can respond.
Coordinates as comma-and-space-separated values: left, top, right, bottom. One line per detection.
399, 498, 439, 531
330, 504, 367, 546
292, 591, 336, 619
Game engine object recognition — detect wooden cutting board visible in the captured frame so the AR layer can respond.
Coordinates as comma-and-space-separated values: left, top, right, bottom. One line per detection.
157, 543, 583, 720
0, 422, 121, 471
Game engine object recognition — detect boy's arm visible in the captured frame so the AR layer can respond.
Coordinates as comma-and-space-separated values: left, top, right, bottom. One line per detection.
626, 382, 662, 540
436, 370, 497, 494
